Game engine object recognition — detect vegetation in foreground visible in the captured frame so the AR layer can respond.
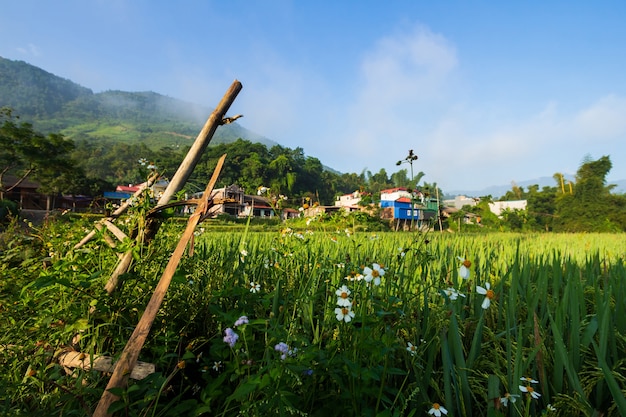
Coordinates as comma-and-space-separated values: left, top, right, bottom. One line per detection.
1, 211, 625, 416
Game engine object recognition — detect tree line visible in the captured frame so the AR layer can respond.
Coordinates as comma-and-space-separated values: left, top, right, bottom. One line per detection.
452, 156, 626, 232
2, 107, 625, 232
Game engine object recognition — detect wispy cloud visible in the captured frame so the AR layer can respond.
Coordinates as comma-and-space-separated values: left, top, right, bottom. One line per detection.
574, 94, 626, 140
16, 43, 40, 57
333, 24, 458, 172
422, 94, 626, 191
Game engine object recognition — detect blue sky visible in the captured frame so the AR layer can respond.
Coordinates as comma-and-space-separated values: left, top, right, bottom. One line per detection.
2, 1, 625, 192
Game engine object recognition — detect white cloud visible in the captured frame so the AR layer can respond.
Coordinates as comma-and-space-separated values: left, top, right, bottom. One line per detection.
574, 94, 626, 140
336, 25, 458, 168
16, 43, 40, 57
419, 93, 626, 192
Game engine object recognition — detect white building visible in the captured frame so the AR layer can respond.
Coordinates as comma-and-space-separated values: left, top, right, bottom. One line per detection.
443, 195, 479, 209
335, 191, 362, 208
488, 200, 528, 216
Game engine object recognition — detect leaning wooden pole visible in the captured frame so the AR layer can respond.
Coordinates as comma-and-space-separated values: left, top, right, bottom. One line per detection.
103, 80, 242, 294
155, 80, 242, 208
93, 155, 227, 417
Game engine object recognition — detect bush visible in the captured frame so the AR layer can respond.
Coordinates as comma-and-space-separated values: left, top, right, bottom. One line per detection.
0, 199, 19, 223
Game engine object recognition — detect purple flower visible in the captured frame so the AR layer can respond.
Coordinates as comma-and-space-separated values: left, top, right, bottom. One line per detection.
223, 327, 239, 348
234, 316, 249, 327
274, 342, 291, 360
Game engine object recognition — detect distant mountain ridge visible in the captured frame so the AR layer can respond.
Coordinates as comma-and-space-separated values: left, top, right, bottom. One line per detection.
447, 175, 626, 198
0, 56, 278, 149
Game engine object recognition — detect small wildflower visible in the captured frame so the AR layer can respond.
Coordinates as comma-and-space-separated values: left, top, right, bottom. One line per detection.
212, 361, 222, 372
345, 271, 364, 281
363, 263, 385, 286
335, 285, 352, 307
458, 256, 471, 279
547, 404, 556, 412
520, 376, 539, 384
257, 186, 269, 195
223, 328, 239, 348
500, 393, 520, 407
335, 306, 355, 323
476, 282, 495, 309
406, 342, 417, 356
519, 385, 541, 399
234, 316, 249, 327
274, 342, 296, 360
442, 287, 465, 301
250, 281, 261, 293
428, 403, 448, 416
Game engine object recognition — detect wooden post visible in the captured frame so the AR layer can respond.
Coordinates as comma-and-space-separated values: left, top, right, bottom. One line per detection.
103, 80, 242, 293
93, 155, 227, 417
155, 80, 242, 208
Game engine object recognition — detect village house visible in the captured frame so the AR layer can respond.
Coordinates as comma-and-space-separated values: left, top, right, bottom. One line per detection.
2, 174, 92, 212
379, 187, 437, 229
334, 190, 363, 212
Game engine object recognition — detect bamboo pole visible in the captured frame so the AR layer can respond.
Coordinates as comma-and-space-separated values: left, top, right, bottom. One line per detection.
103, 80, 242, 293
73, 173, 159, 250
154, 80, 242, 209
93, 155, 227, 417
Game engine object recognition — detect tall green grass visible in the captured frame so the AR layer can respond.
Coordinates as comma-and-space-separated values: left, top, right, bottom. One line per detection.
1, 220, 625, 416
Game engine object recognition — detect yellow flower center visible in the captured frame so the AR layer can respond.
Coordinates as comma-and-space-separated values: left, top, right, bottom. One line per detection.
486, 289, 495, 299
410, 345, 416, 351
433, 403, 441, 409
340, 292, 348, 299
463, 259, 471, 267
341, 307, 349, 315
526, 386, 535, 394
372, 270, 380, 278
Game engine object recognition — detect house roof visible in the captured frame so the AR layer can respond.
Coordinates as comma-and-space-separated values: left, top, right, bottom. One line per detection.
381, 187, 409, 194
116, 185, 141, 193
3, 174, 40, 189
396, 197, 411, 203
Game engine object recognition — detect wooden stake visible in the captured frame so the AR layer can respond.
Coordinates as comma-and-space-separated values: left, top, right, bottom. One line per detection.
103, 80, 243, 293
93, 155, 227, 417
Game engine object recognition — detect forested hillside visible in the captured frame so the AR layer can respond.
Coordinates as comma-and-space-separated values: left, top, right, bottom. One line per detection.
0, 56, 276, 150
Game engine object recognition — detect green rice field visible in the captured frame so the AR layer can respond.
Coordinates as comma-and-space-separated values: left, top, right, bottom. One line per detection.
1, 216, 625, 416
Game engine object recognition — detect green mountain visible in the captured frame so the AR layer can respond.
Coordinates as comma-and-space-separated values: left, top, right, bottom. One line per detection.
0, 56, 278, 149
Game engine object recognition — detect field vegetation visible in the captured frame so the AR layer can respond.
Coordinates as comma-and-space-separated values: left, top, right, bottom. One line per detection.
1, 209, 625, 416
